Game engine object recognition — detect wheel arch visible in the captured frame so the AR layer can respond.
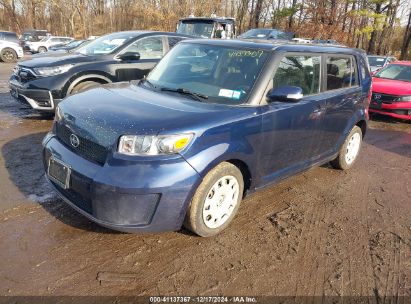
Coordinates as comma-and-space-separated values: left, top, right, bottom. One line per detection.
226, 159, 252, 196
185, 148, 255, 197
65, 73, 113, 96
355, 119, 367, 138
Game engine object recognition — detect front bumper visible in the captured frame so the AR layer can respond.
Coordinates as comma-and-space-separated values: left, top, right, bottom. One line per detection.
369, 100, 411, 120
16, 48, 24, 58
9, 75, 62, 111
43, 135, 201, 233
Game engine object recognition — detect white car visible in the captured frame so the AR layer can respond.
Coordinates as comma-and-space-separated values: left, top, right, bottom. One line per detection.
0, 41, 24, 62
26, 36, 73, 53
292, 38, 312, 44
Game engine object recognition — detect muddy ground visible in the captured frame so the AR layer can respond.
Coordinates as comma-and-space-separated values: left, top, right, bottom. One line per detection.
0, 62, 410, 298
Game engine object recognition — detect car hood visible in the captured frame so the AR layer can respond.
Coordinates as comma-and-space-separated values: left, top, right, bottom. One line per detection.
19, 52, 103, 68
372, 77, 411, 95
57, 82, 255, 149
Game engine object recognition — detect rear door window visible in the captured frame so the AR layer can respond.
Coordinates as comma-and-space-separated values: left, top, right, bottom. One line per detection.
326, 56, 358, 90
273, 55, 321, 95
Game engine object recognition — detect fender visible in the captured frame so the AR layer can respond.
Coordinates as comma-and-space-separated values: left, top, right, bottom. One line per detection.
333, 108, 368, 155
183, 140, 259, 190
64, 72, 113, 96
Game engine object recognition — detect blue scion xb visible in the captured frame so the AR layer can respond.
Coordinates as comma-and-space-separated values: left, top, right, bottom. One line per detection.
43, 39, 372, 237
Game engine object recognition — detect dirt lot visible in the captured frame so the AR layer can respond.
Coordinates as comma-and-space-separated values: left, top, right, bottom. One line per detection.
0, 62, 410, 298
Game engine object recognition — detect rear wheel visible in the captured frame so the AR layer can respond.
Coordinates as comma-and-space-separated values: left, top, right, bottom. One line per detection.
38, 46, 47, 53
184, 162, 244, 237
0, 48, 17, 63
69, 81, 102, 95
330, 125, 362, 170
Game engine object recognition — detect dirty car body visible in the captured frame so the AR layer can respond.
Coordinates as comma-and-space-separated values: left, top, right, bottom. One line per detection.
42, 40, 371, 234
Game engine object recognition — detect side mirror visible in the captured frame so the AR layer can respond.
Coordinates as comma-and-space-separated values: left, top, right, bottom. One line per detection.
118, 52, 140, 61
267, 86, 303, 103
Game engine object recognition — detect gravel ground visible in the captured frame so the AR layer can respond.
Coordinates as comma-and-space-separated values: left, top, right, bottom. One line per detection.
0, 62, 410, 298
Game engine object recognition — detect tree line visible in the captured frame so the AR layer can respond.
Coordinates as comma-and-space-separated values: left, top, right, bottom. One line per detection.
0, 0, 410, 59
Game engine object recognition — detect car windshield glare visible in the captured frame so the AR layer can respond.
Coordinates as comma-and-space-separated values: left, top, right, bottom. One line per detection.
77, 33, 135, 55
146, 43, 269, 105
375, 64, 411, 82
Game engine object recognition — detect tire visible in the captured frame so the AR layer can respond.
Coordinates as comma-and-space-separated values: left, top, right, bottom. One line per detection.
38, 46, 47, 53
184, 162, 244, 237
69, 81, 101, 95
0, 48, 17, 63
330, 125, 362, 170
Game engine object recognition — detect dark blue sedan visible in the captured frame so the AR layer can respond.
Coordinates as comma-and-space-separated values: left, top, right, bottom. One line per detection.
43, 39, 372, 236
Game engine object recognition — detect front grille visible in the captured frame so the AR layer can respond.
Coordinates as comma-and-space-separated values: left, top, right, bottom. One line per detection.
372, 93, 399, 104
56, 123, 108, 165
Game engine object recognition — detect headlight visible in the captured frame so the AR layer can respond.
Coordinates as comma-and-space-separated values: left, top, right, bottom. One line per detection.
396, 95, 411, 102
118, 134, 193, 156
33, 64, 74, 77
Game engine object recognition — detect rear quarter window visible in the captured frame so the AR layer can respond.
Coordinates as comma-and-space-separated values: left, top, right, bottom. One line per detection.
326, 56, 358, 90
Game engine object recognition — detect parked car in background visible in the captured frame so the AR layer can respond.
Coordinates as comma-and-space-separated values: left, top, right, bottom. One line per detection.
25, 36, 73, 53
21, 29, 50, 42
20, 29, 51, 50
0, 31, 19, 43
42, 40, 371, 236
176, 15, 236, 39
312, 39, 340, 45
48, 40, 87, 52
367, 55, 396, 73
9, 31, 192, 111
292, 38, 311, 44
0, 40, 24, 62
369, 61, 411, 120
238, 28, 294, 41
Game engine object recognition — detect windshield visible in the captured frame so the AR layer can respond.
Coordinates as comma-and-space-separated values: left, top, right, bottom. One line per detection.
374, 64, 411, 82
177, 21, 214, 38
146, 43, 269, 104
76, 32, 136, 55
368, 56, 387, 67
239, 29, 291, 40
66, 40, 83, 48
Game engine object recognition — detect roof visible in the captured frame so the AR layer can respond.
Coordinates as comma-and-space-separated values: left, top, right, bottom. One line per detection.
103, 31, 192, 38
181, 38, 365, 54
179, 17, 235, 22
367, 55, 395, 58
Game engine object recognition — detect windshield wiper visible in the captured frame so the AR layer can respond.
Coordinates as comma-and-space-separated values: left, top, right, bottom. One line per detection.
160, 87, 208, 102
140, 78, 156, 88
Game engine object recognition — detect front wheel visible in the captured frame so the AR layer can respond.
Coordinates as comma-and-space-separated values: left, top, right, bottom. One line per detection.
38, 46, 47, 53
0, 48, 17, 63
330, 125, 362, 170
184, 162, 244, 237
